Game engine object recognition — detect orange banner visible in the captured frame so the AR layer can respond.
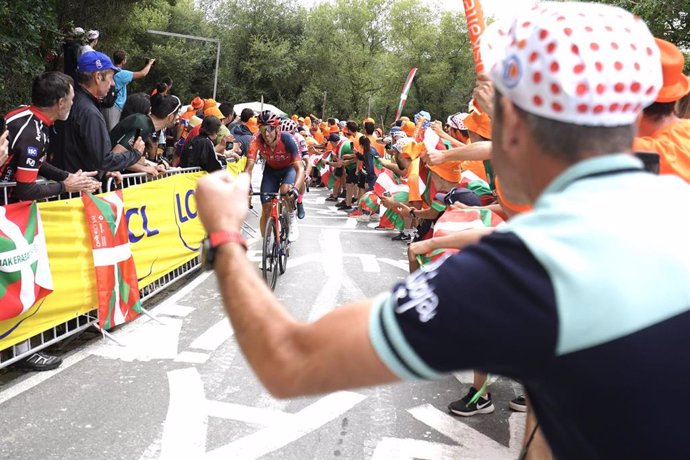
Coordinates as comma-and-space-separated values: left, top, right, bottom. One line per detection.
463, 0, 487, 74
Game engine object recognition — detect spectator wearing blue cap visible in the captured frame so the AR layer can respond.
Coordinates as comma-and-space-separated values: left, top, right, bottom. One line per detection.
51, 51, 151, 181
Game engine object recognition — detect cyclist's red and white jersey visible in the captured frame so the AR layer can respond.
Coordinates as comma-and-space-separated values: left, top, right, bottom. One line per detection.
0, 106, 52, 183
248, 132, 301, 169
292, 132, 308, 156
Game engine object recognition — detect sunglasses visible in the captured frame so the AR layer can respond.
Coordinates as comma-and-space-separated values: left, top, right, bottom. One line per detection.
260, 126, 277, 133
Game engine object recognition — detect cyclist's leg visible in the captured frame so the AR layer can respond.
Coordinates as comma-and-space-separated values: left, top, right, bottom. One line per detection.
259, 167, 280, 236
278, 166, 297, 213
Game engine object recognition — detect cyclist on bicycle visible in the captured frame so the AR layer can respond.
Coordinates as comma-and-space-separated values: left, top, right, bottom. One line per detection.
245, 110, 305, 242
279, 117, 308, 219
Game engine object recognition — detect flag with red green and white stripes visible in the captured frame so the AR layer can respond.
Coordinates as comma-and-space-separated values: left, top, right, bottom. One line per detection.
82, 190, 142, 330
415, 207, 504, 265
358, 192, 380, 215
0, 202, 52, 321
379, 185, 410, 230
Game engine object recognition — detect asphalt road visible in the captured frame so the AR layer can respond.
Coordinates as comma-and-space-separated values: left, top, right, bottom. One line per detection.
0, 178, 526, 460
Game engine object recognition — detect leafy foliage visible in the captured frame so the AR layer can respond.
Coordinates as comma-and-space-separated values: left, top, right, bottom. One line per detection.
1, 0, 688, 120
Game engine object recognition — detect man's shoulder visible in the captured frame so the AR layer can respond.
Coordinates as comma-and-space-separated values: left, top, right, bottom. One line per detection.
114, 69, 134, 86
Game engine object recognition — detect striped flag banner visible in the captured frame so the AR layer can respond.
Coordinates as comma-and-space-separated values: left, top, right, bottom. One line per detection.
0, 202, 53, 321
358, 192, 380, 215
379, 185, 410, 230
394, 67, 418, 120
416, 207, 504, 266
82, 190, 142, 330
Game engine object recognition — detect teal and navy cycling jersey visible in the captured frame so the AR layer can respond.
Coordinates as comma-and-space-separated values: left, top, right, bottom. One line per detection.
369, 154, 690, 459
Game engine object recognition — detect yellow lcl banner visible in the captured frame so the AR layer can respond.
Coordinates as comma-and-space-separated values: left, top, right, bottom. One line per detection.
0, 171, 206, 349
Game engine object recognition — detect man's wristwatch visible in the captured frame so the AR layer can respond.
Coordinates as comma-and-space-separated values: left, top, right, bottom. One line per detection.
201, 230, 247, 271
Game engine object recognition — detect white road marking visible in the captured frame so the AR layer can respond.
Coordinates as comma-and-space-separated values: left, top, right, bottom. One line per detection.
155, 304, 196, 318
205, 400, 296, 426
159, 368, 207, 460
156, 271, 213, 307
407, 404, 514, 457
205, 391, 366, 459
189, 319, 234, 351
174, 351, 210, 364
509, 412, 527, 452
359, 254, 381, 273
371, 437, 472, 460
308, 229, 345, 321
378, 257, 411, 271
90, 318, 183, 362
299, 224, 399, 233
285, 253, 321, 270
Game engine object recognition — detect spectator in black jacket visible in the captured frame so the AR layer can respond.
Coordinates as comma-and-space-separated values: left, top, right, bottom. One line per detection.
180, 116, 226, 172
50, 51, 149, 182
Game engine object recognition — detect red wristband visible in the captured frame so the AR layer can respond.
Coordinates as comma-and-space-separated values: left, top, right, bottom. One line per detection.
208, 230, 247, 251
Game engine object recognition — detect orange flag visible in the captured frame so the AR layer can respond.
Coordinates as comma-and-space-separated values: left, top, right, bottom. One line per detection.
463, 0, 487, 74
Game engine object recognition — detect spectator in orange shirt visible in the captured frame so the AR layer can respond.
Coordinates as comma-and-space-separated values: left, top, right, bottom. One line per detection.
633, 38, 690, 182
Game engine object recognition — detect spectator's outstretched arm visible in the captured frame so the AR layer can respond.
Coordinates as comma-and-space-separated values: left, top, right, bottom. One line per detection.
424, 141, 492, 166
196, 172, 399, 398
132, 58, 155, 80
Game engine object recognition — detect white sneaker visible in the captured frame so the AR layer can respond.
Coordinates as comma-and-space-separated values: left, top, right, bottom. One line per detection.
357, 213, 370, 223
288, 213, 299, 242
370, 213, 380, 222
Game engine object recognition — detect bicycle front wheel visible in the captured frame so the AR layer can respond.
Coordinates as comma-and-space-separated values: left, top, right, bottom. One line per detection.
262, 217, 279, 290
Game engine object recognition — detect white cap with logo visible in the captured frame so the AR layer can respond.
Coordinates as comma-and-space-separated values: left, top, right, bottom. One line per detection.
479, 2, 662, 127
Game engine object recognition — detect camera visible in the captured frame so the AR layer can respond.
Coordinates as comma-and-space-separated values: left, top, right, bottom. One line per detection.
225, 142, 234, 151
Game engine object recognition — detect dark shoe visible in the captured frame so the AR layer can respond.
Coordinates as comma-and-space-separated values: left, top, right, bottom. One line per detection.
325, 196, 338, 202
339, 205, 353, 211
391, 232, 411, 241
509, 395, 527, 412
15, 352, 62, 372
297, 202, 305, 219
448, 387, 494, 417
338, 191, 346, 198
336, 201, 350, 209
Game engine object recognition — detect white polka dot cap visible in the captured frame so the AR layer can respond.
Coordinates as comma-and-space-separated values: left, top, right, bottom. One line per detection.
479, 2, 662, 127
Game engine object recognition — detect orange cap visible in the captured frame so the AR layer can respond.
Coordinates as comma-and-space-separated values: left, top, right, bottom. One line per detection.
247, 117, 258, 134
329, 125, 340, 134
291, 114, 299, 121
190, 97, 203, 109
655, 38, 690, 103
204, 106, 223, 118
363, 117, 375, 125
401, 120, 415, 136
464, 111, 492, 140
303, 117, 312, 127
203, 98, 217, 110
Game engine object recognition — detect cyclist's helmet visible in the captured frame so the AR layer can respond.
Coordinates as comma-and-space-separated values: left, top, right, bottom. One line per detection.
280, 118, 298, 134
257, 110, 280, 126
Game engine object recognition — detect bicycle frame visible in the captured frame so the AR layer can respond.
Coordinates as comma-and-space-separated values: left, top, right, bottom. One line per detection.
251, 192, 291, 290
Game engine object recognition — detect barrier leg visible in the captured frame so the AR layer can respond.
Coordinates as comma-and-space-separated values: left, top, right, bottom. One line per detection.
139, 308, 164, 325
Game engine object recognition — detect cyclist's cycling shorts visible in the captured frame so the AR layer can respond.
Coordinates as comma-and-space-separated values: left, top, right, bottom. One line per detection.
260, 165, 297, 204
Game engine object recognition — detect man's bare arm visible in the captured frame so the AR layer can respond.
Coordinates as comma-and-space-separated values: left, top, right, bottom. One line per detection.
196, 172, 398, 398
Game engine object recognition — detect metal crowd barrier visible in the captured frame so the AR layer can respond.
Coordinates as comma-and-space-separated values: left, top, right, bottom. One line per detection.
0, 168, 205, 369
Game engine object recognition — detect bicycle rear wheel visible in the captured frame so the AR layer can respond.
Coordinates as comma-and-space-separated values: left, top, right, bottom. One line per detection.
262, 217, 279, 290
278, 208, 289, 274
